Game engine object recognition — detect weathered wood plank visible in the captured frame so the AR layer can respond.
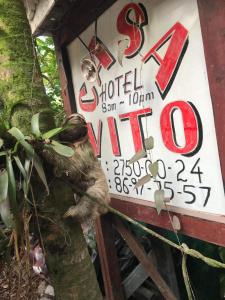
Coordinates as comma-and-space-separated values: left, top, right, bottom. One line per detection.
197, 0, 225, 179
95, 214, 125, 300
56, 0, 117, 46
150, 233, 180, 299
123, 251, 152, 299
113, 217, 177, 300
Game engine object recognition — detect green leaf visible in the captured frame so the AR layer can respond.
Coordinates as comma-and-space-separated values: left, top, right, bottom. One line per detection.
149, 161, 158, 178
172, 215, 181, 231
14, 156, 27, 179
8, 127, 34, 157
6, 155, 18, 222
129, 149, 146, 165
0, 138, 3, 149
144, 137, 154, 150
0, 151, 6, 157
0, 198, 13, 228
21, 158, 31, 197
14, 156, 30, 197
6, 155, 16, 205
8, 127, 50, 195
154, 189, 166, 214
20, 140, 35, 157
134, 174, 151, 188
0, 169, 8, 203
33, 153, 49, 195
8, 126, 25, 141
49, 140, 74, 157
24, 159, 31, 175
42, 127, 64, 139
31, 113, 41, 137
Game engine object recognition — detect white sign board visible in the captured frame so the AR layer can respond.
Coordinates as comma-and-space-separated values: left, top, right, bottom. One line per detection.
67, 0, 225, 215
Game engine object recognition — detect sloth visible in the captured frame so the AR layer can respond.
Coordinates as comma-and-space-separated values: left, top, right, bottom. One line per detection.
42, 113, 110, 221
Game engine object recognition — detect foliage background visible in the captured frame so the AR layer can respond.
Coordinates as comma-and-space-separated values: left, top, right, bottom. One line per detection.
35, 37, 65, 125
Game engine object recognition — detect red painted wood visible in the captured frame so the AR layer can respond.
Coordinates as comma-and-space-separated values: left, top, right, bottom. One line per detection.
111, 197, 225, 247
197, 0, 225, 179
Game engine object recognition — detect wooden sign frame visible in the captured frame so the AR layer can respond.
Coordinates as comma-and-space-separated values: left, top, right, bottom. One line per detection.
50, 0, 225, 298
53, 0, 225, 247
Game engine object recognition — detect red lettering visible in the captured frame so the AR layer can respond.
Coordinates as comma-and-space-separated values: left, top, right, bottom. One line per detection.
87, 121, 102, 157
117, 3, 147, 58
107, 117, 121, 156
160, 101, 202, 156
120, 108, 152, 153
79, 83, 98, 112
142, 22, 188, 99
88, 36, 115, 86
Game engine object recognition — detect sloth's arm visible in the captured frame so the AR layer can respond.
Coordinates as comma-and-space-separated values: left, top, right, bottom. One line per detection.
41, 113, 110, 221
64, 161, 110, 221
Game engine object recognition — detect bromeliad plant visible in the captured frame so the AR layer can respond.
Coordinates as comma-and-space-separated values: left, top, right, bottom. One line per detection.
0, 113, 74, 258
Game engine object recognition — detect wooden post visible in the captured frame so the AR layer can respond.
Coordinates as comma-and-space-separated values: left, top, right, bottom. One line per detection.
150, 230, 180, 299
95, 214, 125, 300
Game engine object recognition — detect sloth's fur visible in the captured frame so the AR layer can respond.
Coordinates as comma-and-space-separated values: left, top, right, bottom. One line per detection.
42, 114, 110, 221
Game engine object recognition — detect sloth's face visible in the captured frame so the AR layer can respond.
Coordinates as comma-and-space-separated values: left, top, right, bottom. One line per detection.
59, 113, 88, 143
64, 113, 86, 126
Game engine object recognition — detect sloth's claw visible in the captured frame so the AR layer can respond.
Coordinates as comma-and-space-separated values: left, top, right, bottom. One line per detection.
63, 206, 77, 218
